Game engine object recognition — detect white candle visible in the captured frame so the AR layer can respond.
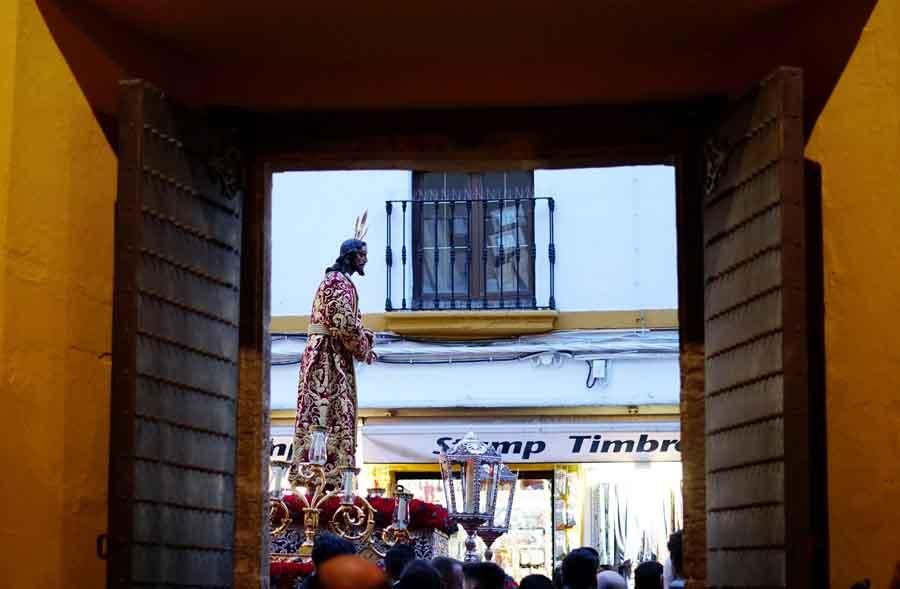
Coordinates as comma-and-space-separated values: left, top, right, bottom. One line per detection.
272, 464, 285, 496
341, 467, 355, 505
397, 494, 409, 527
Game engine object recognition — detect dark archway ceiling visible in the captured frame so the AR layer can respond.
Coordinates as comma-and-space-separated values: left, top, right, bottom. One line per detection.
40, 0, 874, 132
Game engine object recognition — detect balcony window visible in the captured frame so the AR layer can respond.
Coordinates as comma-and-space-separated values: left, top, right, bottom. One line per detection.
412, 171, 536, 309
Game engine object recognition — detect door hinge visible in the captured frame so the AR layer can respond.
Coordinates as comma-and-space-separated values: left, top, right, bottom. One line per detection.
96, 533, 109, 560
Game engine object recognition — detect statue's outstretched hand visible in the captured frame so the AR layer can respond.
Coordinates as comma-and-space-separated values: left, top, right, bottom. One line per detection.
366, 350, 377, 365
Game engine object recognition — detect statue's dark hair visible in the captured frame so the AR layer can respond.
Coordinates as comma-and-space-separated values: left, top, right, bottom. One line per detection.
326, 239, 366, 274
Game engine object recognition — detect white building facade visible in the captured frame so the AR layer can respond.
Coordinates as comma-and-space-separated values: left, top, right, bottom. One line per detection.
270, 167, 681, 578
272, 168, 678, 317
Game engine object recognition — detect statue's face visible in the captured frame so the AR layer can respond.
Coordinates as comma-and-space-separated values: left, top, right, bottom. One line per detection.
352, 246, 368, 275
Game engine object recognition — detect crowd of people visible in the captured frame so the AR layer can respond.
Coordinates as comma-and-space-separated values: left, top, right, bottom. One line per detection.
292, 530, 685, 589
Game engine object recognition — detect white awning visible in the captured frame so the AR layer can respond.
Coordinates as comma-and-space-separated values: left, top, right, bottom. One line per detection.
272, 417, 680, 465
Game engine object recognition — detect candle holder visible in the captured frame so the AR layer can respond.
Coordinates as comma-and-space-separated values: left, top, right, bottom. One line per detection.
269, 460, 293, 537
394, 486, 412, 528
381, 485, 413, 545
289, 460, 336, 558
269, 497, 292, 537
271, 426, 413, 560
329, 463, 377, 544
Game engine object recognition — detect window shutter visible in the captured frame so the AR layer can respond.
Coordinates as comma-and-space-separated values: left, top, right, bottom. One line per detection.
703, 67, 814, 588
107, 80, 245, 588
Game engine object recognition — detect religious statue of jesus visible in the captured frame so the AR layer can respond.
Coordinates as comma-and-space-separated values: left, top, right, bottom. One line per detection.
292, 213, 375, 488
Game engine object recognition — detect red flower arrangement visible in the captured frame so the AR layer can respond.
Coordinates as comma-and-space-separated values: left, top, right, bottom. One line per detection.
270, 560, 314, 589
407, 498, 456, 535
279, 493, 455, 535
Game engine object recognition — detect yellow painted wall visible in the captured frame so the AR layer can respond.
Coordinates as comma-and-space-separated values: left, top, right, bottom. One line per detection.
806, 1, 900, 587
0, 1, 115, 587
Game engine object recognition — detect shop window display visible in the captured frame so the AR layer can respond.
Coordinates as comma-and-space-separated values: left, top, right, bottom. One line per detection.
581, 462, 683, 576
366, 462, 681, 583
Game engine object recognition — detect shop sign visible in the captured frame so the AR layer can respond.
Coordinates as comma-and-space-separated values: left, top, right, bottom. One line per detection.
271, 422, 681, 464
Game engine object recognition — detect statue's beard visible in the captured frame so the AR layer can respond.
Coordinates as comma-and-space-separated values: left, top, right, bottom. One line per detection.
354, 265, 366, 276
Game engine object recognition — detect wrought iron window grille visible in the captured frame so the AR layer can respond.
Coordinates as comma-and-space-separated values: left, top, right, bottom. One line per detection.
384, 194, 556, 312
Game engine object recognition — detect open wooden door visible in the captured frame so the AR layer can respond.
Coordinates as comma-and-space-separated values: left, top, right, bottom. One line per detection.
107, 80, 246, 588
703, 67, 820, 588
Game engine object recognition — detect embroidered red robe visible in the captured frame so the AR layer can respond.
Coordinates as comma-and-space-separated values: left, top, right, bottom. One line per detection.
292, 271, 374, 487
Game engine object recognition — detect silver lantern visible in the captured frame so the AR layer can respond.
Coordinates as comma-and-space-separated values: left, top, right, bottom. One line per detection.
439, 432, 503, 562
479, 464, 518, 561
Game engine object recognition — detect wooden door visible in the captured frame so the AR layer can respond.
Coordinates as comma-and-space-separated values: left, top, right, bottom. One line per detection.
703, 67, 818, 588
107, 80, 246, 588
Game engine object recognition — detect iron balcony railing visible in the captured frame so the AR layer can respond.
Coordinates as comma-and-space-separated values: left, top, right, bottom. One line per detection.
384, 196, 556, 311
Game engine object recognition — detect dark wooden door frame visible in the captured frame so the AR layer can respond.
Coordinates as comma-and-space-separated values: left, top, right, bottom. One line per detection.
674, 135, 711, 587
235, 101, 710, 587
234, 159, 272, 588
233, 95, 825, 588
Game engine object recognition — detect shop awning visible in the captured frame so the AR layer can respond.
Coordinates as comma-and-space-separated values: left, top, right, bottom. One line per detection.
272, 417, 680, 465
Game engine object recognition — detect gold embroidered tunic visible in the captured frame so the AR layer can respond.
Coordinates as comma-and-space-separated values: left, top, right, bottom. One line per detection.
292, 271, 374, 487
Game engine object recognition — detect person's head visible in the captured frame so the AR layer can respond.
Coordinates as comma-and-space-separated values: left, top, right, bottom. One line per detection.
633, 561, 663, 589
562, 547, 600, 589
328, 238, 368, 276
397, 559, 442, 589
596, 570, 627, 589
462, 561, 506, 589
384, 543, 417, 582
581, 547, 599, 559
318, 554, 388, 589
667, 530, 683, 578
311, 532, 356, 568
519, 574, 554, 589
431, 557, 464, 589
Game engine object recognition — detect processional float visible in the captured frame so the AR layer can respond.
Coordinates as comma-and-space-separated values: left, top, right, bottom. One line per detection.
268, 429, 517, 585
